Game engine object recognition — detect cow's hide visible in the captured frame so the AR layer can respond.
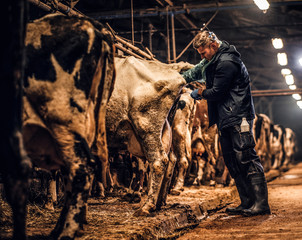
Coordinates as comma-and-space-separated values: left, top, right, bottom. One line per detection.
106, 56, 186, 215
253, 113, 272, 172
283, 127, 296, 167
23, 14, 115, 239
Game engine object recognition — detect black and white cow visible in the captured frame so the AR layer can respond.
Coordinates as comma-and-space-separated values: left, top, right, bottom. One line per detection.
270, 124, 285, 170
22, 14, 115, 239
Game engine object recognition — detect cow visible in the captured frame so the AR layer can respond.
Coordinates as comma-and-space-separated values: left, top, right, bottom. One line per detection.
169, 85, 197, 194
106, 56, 187, 216
0, 1, 32, 239
191, 97, 219, 186
170, 81, 230, 193
22, 14, 115, 239
253, 113, 272, 172
270, 124, 285, 170
282, 127, 297, 168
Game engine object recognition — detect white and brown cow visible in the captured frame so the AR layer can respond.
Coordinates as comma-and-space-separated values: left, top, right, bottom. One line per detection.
23, 14, 115, 239
106, 56, 187, 216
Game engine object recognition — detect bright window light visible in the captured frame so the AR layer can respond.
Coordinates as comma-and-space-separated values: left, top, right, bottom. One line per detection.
272, 38, 283, 49
281, 68, 291, 76
299, 57, 302, 66
297, 101, 302, 109
285, 75, 294, 85
254, 0, 270, 10
289, 85, 297, 90
292, 94, 302, 100
277, 53, 288, 66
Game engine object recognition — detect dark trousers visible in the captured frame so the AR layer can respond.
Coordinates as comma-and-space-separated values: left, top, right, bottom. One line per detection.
219, 121, 264, 179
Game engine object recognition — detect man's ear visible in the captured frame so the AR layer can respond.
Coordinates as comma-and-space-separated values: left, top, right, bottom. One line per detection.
211, 42, 219, 51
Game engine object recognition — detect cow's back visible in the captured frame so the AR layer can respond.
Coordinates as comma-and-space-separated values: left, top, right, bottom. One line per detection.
106, 56, 185, 152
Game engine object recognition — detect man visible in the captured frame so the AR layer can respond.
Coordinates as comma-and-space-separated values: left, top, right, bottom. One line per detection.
182, 30, 270, 216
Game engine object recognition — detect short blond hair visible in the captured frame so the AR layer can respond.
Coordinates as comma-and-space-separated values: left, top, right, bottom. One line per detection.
193, 31, 219, 49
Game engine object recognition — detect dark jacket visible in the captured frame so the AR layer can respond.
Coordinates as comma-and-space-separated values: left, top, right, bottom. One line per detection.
184, 41, 255, 130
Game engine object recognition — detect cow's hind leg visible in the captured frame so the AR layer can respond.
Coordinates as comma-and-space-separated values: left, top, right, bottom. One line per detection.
50, 133, 93, 240
133, 138, 169, 216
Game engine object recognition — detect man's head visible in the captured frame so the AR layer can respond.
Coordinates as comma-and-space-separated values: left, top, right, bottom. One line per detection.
193, 31, 220, 61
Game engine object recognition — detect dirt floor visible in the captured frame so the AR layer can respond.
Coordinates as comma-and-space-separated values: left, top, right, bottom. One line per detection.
0, 162, 301, 240
178, 161, 302, 240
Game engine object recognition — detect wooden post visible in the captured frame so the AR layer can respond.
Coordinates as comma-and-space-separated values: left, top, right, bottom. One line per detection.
171, 12, 176, 63
166, 6, 170, 63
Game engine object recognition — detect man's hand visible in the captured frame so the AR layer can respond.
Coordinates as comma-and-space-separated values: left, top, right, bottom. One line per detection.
190, 85, 206, 100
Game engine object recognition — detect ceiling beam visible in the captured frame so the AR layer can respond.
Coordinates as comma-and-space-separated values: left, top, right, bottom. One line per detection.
87, 1, 302, 20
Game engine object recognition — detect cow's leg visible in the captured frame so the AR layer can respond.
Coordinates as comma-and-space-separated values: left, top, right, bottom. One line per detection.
156, 151, 178, 209
50, 133, 92, 240
271, 153, 279, 169
42, 170, 57, 211
51, 164, 91, 239
133, 138, 168, 216
172, 155, 189, 193
193, 156, 206, 185
220, 164, 230, 186
137, 157, 147, 192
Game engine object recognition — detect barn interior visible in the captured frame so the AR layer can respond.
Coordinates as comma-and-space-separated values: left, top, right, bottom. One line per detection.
28, 0, 302, 157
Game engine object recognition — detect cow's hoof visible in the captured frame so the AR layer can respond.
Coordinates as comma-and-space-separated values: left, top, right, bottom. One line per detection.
131, 192, 142, 203
44, 202, 55, 211
133, 203, 155, 217
123, 193, 133, 202
133, 208, 150, 216
170, 189, 181, 195
75, 228, 85, 237
209, 180, 216, 186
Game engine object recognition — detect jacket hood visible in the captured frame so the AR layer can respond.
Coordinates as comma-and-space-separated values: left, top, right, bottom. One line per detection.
219, 41, 241, 58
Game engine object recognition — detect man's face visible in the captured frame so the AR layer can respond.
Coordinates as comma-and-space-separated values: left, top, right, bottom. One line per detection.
197, 43, 217, 61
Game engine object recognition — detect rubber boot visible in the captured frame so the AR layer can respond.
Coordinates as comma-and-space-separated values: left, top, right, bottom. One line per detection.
242, 172, 271, 216
226, 175, 254, 215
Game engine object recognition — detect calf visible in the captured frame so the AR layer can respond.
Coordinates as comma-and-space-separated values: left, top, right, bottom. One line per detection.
23, 14, 115, 239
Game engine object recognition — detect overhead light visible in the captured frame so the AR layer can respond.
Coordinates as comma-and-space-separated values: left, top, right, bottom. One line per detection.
297, 101, 302, 109
285, 74, 294, 85
299, 57, 302, 66
272, 38, 283, 49
254, 0, 270, 11
292, 94, 301, 100
277, 53, 288, 66
289, 85, 297, 90
281, 68, 291, 76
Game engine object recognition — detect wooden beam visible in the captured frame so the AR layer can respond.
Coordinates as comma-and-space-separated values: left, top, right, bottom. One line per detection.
87, 0, 302, 20
252, 88, 302, 97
